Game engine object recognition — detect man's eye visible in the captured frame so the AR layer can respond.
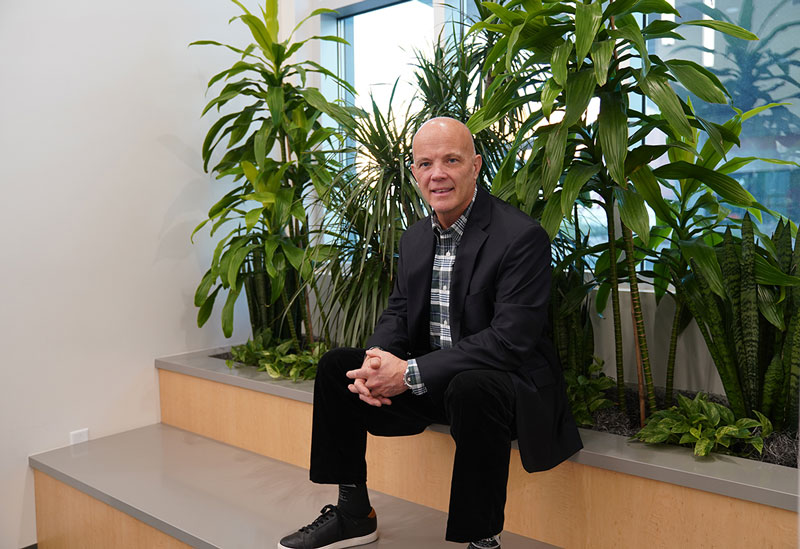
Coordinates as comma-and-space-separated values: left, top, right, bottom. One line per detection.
448, 158, 459, 163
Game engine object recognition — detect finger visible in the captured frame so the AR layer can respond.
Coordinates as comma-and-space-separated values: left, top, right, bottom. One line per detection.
353, 378, 372, 397
347, 383, 359, 394
346, 367, 370, 379
379, 396, 392, 405
368, 356, 381, 369
364, 348, 384, 359
358, 393, 382, 407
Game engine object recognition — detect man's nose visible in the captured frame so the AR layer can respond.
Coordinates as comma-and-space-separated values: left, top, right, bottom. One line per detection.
430, 162, 446, 179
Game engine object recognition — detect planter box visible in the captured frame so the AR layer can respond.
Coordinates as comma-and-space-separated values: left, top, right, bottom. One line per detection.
156, 348, 799, 548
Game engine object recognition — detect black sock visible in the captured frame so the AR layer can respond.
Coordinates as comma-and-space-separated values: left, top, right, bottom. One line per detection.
337, 483, 371, 517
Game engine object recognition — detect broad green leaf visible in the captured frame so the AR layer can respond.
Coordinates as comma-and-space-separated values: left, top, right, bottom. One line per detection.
239, 14, 274, 53
290, 198, 306, 223
595, 282, 610, 316
227, 244, 256, 288
653, 161, 756, 206
628, 165, 674, 228
195, 269, 216, 307
244, 207, 265, 231
196, 286, 221, 328
753, 410, 773, 438
281, 241, 305, 271
598, 92, 628, 185
755, 255, 800, 287
682, 19, 758, 40
631, 0, 680, 16
665, 60, 727, 104
541, 190, 564, 240
590, 40, 615, 86
506, 23, 524, 71
561, 163, 601, 218
612, 15, 650, 73
604, 0, 638, 19
564, 70, 596, 127
551, 40, 572, 87
614, 187, 651, 246
264, 361, 282, 379
575, 1, 603, 69
740, 102, 787, 122
695, 115, 728, 163
718, 156, 799, 175
254, 124, 269, 170
264, 239, 279, 278
541, 78, 562, 120
266, 86, 285, 129
221, 280, 243, 338
264, 0, 279, 41
758, 286, 785, 331
681, 239, 725, 298
241, 161, 259, 186
694, 437, 714, 456
637, 71, 692, 138
482, 2, 526, 26
542, 125, 567, 197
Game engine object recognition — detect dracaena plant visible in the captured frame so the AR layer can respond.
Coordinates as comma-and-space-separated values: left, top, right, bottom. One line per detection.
626, 103, 799, 407
467, 0, 757, 424
190, 0, 354, 348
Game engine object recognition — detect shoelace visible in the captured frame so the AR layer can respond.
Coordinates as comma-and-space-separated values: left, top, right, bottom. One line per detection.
299, 504, 341, 534
470, 535, 501, 548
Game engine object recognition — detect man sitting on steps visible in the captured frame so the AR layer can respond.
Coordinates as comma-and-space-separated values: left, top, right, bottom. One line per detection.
279, 117, 582, 549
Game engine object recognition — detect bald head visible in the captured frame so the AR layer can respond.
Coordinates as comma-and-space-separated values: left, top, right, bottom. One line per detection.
410, 117, 482, 229
412, 117, 476, 159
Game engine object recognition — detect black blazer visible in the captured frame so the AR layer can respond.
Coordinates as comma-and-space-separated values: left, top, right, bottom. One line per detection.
367, 187, 582, 473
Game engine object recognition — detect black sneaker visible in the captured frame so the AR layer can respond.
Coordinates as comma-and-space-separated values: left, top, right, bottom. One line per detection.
467, 534, 501, 548
278, 504, 378, 549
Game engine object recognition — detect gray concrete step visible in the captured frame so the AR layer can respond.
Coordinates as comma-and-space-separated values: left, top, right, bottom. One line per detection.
30, 424, 557, 549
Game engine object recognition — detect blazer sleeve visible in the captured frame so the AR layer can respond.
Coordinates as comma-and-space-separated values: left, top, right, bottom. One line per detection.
415, 222, 552, 396
364, 234, 411, 357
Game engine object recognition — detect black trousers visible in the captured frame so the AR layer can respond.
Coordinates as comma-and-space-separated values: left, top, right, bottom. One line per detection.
309, 347, 516, 543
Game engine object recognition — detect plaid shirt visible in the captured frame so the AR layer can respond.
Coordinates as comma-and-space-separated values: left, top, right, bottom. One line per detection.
405, 186, 478, 395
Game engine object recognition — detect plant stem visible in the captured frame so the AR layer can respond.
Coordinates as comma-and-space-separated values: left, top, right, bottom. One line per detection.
665, 298, 682, 406
605, 195, 626, 414
622, 221, 657, 422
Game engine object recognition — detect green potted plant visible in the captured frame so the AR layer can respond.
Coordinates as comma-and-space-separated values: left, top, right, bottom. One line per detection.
190, 0, 354, 357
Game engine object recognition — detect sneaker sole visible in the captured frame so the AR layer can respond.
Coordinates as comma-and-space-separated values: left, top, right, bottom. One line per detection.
277, 530, 378, 549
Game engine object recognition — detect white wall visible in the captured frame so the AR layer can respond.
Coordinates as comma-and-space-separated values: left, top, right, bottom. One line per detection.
0, 2, 255, 547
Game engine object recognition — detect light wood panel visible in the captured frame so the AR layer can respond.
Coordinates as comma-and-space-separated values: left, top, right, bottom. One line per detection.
159, 369, 312, 468
34, 470, 190, 549
157, 370, 798, 548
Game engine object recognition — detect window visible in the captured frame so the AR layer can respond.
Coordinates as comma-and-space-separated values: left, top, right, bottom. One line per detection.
337, 1, 434, 114
650, 0, 800, 232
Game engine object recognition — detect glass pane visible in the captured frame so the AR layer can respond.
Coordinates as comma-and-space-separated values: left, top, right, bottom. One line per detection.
340, 1, 434, 115
651, 0, 800, 230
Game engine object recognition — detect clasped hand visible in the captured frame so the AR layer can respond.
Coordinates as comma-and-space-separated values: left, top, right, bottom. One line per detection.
345, 348, 407, 407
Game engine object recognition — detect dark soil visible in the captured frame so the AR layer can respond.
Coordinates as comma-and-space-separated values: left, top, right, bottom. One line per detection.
592, 385, 798, 469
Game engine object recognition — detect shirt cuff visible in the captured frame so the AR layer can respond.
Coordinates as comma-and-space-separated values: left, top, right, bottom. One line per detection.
405, 359, 427, 396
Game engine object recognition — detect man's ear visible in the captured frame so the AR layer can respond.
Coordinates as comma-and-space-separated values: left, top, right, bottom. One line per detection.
472, 154, 483, 180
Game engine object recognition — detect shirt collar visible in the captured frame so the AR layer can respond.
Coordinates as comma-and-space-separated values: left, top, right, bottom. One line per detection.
431, 185, 478, 238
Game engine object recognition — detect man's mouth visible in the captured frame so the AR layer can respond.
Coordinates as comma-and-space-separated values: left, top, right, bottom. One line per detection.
431, 188, 453, 195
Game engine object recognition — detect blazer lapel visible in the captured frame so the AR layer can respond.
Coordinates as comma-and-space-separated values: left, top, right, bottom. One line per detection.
450, 188, 492, 343
407, 217, 435, 351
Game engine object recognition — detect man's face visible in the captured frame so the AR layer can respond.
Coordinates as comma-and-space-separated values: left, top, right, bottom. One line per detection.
411, 118, 482, 229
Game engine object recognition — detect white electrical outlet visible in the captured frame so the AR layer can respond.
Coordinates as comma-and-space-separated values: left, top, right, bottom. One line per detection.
69, 428, 89, 445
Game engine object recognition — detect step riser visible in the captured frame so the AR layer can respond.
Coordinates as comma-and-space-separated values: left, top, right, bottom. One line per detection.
158, 369, 798, 548
34, 470, 192, 549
